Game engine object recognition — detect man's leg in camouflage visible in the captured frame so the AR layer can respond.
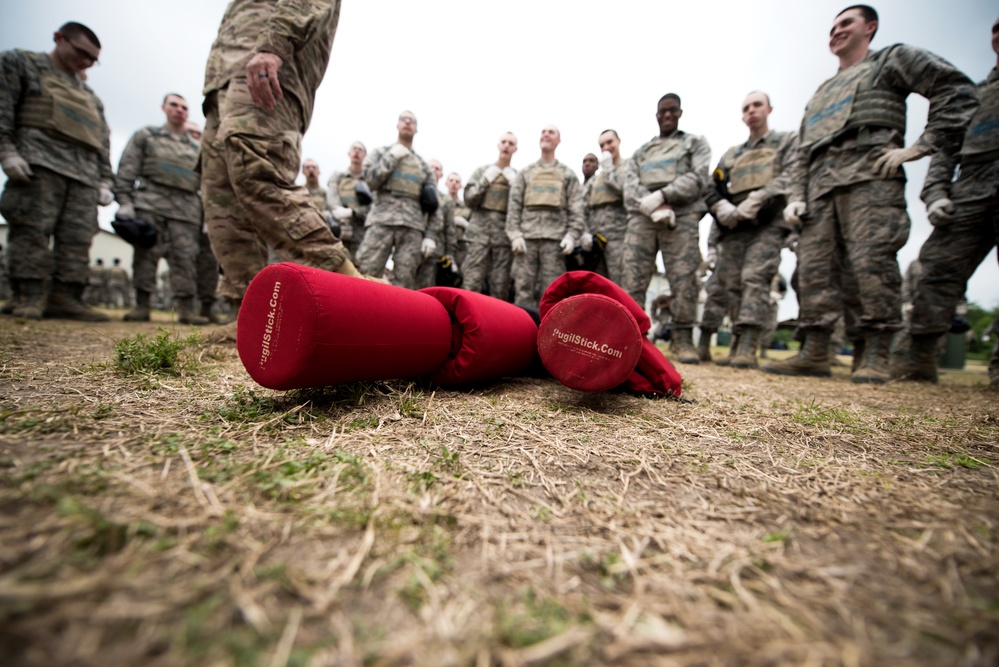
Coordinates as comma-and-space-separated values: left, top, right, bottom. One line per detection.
660, 213, 702, 364
490, 241, 514, 302
389, 227, 424, 290
462, 240, 490, 293
620, 215, 660, 309
512, 240, 542, 308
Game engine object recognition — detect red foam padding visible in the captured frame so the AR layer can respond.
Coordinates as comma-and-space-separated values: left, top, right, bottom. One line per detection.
539, 271, 682, 397
541, 270, 651, 332
419, 287, 539, 386
537, 293, 643, 392
237, 263, 452, 390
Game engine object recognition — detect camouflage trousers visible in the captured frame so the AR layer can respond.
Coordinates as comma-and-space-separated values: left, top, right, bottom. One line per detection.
196, 227, 219, 303
463, 240, 513, 300
716, 223, 783, 330
621, 212, 701, 326
0, 166, 97, 285
356, 225, 422, 289
910, 195, 998, 336
588, 205, 629, 285
131, 210, 200, 298
511, 239, 564, 308
201, 81, 349, 299
798, 179, 909, 333
415, 253, 439, 289
700, 267, 728, 330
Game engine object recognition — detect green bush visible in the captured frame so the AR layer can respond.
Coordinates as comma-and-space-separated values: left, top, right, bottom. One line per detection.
114, 329, 200, 375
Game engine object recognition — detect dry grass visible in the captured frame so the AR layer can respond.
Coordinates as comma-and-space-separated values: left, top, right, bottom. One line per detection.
1, 316, 997, 666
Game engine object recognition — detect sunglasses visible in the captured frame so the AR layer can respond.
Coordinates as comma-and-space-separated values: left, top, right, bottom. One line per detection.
66, 39, 100, 65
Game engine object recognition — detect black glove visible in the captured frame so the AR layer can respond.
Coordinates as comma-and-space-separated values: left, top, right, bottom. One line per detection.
355, 181, 373, 206
420, 184, 439, 215
111, 215, 158, 249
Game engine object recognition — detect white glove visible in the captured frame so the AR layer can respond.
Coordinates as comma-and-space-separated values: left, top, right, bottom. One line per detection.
736, 190, 767, 221
98, 185, 114, 207
927, 198, 955, 227
445, 255, 459, 273
784, 201, 807, 227
511, 237, 527, 255
116, 202, 136, 219
783, 232, 800, 252
651, 205, 676, 228
484, 165, 502, 182
388, 143, 411, 160
502, 167, 517, 182
902, 302, 915, 315
421, 237, 437, 259
559, 233, 576, 255
769, 291, 783, 304
580, 232, 594, 252
339, 223, 353, 241
599, 151, 614, 172
873, 143, 932, 179
638, 189, 666, 218
710, 199, 739, 229
332, 206, 354, 222
1, 153, 34, 182
454, 216, 469, 229
706, 248, 718, 271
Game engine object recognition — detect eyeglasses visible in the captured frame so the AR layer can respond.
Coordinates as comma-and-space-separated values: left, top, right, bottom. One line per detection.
399, 116, 417, 124
66, 39, 100, 65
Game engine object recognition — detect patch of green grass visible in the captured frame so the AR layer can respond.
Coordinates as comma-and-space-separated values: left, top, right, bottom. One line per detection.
496, 588, 579, 648
791, 399, 856, 428
923, 452, 990, 470
211, 385, 286, 425
113, 328, 200, 376
763, 530, 791, 544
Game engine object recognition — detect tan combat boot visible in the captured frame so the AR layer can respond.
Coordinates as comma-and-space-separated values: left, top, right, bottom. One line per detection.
715, 334, 738, 367
124, 290, 152, 322
2, 279, 23, 316
761, 330, 831, 377
730, 327, 760, 369
890, 333, 939, 383
176, 297, 210, 326
671, 327, 700, 364
11, 279, 43, 320
697, 328, 714, 362
44, 281, 109, 322
851, 331, 893, 384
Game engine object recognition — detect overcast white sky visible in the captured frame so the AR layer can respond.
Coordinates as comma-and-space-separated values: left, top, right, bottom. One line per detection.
2, 0, 997, 317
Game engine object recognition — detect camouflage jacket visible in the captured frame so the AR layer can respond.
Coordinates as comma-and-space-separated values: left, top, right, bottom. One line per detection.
505, 159, 584, 242
789, 44, 979, 202
114, 125, 203, 224
621, 131, 711, 217
362, 144, 442, 234
921, 67, 997, 205
0, 49, 112, 188
464, 163, 514, 246
307, 186, 328, 212
203, 0, 340, 132
326, 169, 369, 240
709, 130, 798, 230
583, 162, 629, 241
437, 190, 457, 256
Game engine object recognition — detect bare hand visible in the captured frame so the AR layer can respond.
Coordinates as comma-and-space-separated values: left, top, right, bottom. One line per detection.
246, 52, 284, 111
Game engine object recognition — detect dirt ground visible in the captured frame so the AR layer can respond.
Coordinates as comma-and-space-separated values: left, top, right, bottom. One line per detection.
1, 313, 997, 667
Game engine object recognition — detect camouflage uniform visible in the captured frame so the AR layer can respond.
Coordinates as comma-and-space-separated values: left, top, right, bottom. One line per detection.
326, 169, 369, 261
201, 0, 350, 301
506, 160, 584, 307
708, 131, 796, 332
911, 67, 998, 338
620, 131, 711, 327
356, 144, 441, 289
452, 198, 471, 268
196, 226, 220, 314
114, 125, 203, 301
699, 221, 728, 332
789, 45, 979, 337
416, 191, 456, 288
582, 162, 629, 284
463, 164, 516, 299
85, 260, 108, 306
0, 48, 112, 294
307, 186, 327, 213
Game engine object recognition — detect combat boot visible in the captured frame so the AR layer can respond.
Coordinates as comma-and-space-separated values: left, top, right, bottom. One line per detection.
124, 290, 152, 322
44, 281, 109, 322
715, 334, 738, 367
2, 279, 22, 315
176, 297, 210, 326
200, 299, 222, 325
761, 330, 832, 377
851, 331, 892, 384
11, 279, 44, 320
671, 327, 700, 364
890, 333, 939, 383
697, 328, 714, 362
850, 338, 865, 373
730, 327, 760, 369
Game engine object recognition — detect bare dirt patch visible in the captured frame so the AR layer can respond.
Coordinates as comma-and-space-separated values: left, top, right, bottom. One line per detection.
1, 315, 997, 666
